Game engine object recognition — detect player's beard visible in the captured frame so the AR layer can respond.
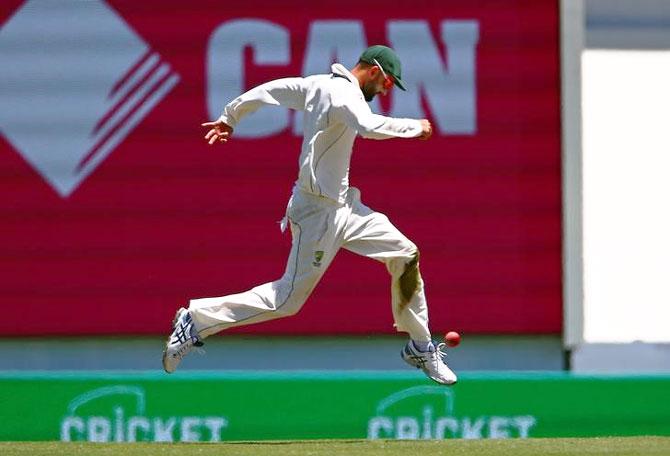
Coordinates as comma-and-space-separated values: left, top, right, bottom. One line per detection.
361, 81, 378, 101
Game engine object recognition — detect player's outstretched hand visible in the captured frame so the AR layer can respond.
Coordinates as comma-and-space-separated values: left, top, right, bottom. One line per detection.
202, 119, 234, 145
418, 119, 433, 141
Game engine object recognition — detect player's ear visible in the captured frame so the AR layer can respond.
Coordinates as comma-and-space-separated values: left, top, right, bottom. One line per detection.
368, 65, 380, 81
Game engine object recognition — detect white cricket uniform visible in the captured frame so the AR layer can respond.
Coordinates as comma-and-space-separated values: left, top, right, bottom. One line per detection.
189, 63, 432, 342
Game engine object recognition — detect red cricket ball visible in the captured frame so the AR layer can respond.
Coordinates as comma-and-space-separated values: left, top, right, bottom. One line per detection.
444, 331, 461, 347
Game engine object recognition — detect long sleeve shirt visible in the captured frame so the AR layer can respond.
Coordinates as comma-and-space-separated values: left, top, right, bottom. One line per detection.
218, 63, 423, 204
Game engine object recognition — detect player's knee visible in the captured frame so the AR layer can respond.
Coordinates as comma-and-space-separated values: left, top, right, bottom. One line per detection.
274, 294, 306, 318
386, 243, 418, 275
399, 248, 421, 304
399, 243, 419, 266
408, 244, 419, 261
401, 238, 418, 257
276, 303, 301, 317
403, 248, 420, 276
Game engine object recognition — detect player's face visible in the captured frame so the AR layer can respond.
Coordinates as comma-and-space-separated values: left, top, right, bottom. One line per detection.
361, 66, 394, 101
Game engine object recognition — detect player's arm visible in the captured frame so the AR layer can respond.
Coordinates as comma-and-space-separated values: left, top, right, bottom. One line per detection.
331, 93, 432, 141
202, 77, 308, 145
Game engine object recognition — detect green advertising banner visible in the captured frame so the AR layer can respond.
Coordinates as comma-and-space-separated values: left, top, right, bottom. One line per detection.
0, 371, 668, 442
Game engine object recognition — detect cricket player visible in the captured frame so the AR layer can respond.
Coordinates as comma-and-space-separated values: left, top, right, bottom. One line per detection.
162, 45, 457, 385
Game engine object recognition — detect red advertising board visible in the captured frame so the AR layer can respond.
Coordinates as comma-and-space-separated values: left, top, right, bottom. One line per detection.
0, 0, 562, 335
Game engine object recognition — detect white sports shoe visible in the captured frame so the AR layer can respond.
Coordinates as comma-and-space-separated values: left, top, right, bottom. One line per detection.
162, 307, 203, 373
401, 341, 458, 385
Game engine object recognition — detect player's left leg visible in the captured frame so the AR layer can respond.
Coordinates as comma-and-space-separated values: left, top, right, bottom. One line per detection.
163, 190, 343, 373
341, 189, 456, 385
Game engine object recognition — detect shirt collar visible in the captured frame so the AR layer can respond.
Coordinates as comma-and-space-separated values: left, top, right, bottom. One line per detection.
331, 63, 364, 99
331, 63, 357, 85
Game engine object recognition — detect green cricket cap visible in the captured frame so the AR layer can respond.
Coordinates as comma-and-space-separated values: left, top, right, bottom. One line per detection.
358, 45, 406, 91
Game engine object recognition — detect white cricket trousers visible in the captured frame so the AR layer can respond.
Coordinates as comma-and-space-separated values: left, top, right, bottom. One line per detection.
189, 187, 432, 342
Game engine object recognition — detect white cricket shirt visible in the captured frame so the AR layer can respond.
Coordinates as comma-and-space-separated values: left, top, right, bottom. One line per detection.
218, 63, 423, 204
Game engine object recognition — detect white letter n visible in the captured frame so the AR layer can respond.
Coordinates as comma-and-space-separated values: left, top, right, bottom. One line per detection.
388, 20, 479, 135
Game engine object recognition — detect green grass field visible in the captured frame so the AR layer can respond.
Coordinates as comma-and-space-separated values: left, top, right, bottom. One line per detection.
1, 437, 669, 456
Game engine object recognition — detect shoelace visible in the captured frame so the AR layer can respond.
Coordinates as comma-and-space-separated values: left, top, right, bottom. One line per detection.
427, 343, 448, 367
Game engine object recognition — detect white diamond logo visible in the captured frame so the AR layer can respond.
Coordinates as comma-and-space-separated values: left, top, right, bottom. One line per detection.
0, 0, 180, 197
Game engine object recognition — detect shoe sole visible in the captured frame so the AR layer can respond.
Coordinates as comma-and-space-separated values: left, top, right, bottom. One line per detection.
401, 348, 457, 386
431, 375, 458, 386
161, 307, 187, 373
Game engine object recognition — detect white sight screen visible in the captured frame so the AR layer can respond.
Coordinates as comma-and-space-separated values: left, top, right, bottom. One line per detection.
582, 50, 670, 343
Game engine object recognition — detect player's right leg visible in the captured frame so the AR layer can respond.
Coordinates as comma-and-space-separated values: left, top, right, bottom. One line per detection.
341, 191, 457, 385
400, 340, 457, 385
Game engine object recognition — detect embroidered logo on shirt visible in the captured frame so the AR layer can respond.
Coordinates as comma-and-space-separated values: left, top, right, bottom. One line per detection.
313, 251, 324, 267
